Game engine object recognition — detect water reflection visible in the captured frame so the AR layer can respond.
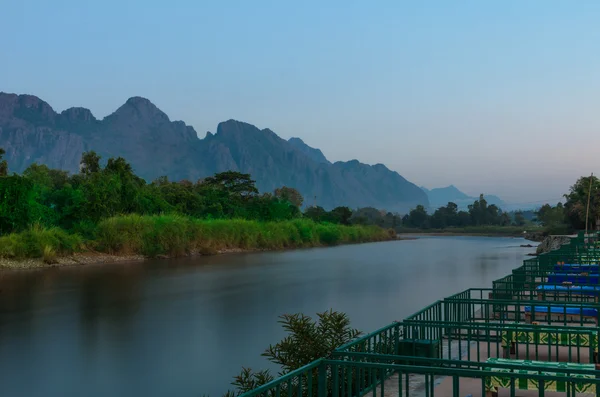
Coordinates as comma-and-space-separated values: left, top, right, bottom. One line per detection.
0, 236, 533, 397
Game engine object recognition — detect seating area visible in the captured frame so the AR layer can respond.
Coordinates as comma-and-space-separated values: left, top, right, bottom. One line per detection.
238, 231, 600, 397
535, 285, 600, 302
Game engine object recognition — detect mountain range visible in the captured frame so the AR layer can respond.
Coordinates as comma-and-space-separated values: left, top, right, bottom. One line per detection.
420, 185, 506, 211
0, 92, 431, 213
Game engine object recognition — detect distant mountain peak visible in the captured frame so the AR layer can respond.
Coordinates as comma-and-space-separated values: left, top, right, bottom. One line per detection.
125, 96, 155, 107
288, 137, 330, 165
423, 184, 505, 210
60, 107, 96, 123
106, 96, 169, 124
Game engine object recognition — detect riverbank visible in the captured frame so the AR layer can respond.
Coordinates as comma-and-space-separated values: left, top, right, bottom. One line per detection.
0, 215, 396, 270
396, 225, 538, 237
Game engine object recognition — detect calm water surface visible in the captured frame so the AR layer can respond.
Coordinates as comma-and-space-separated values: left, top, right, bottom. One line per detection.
0, 236, 534, 397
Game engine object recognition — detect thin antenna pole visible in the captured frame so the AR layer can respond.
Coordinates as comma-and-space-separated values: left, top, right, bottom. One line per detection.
585, 172, 593, 236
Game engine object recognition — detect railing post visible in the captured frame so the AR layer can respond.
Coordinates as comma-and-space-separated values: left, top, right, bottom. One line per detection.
394, 323, 400, 356
318, 362, 327, 397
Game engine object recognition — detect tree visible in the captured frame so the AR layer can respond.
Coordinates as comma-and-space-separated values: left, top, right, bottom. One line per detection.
201, 171, 259, 198
80, 151, 101, 175
500, 212, 512, 226
468, 195, 488, 225
513, 211, 526, 227
405, 205, 429, 228
430, 202, 459, 228
0, 176, 37, 234
274, 186, 304, 208
327, 206, 353, 225
0, 148, 8, 177
104, 156, 146, 213
537, 203, 565, 226
456, 210, 472, 227
225, 310, 361, 396
564, 176, 600, 230
304, 206, 327, 222
351, 207, 383, 226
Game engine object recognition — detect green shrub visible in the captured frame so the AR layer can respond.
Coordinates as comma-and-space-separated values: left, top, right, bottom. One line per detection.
0, 224, 83, 259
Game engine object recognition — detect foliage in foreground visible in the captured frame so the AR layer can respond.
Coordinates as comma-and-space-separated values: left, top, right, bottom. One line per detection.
224, 310, 362, 397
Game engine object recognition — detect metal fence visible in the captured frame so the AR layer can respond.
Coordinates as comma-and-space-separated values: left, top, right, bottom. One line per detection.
238, 357, 600, 397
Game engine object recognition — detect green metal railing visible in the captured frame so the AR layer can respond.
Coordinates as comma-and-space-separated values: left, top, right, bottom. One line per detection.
238, 356, 600, 397
443, 296, 600, 326
337, 319, 600, 364
335, 322, 402, 355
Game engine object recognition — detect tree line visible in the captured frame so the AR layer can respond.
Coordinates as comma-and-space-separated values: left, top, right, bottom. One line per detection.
0, 147, 595, 236
0, 149, 375, 236
401, 194, 527, 229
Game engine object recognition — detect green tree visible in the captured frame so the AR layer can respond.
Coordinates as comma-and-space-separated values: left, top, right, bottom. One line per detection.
274, 186, 304, 207
104, 156, 146, 214
329, 206, 353, 225
80, 150, 101, 175
468, 195, 488, 225
535, 202, 570, 234
0, 176, 37, 234
0, 148, 8, 176
405, 205, 429, 228
430, 202, 458, 228
456, 210, 472, 227
201, 171, 259, 198
350, 207, 384, 226
513, 211, 526, 227
304, 206, 327, 222
564, 176, 600, 230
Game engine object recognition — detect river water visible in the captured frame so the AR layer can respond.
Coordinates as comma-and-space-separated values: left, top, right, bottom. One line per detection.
0, 236, 534, 397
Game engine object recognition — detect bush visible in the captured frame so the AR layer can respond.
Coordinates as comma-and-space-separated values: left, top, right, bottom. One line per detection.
0, 225, 83, 259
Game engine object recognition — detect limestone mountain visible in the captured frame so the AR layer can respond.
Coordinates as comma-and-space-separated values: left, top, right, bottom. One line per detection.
0, 92, 428, 212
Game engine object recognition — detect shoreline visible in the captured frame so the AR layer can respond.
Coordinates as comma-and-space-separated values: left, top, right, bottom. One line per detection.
0, 237, 408, 272
397, 232, 526, 238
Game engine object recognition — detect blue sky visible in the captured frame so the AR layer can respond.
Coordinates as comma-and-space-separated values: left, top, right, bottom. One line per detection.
2, 1, 599, 204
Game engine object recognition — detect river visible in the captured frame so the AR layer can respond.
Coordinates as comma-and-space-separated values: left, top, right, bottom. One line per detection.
0, 236, 534, 397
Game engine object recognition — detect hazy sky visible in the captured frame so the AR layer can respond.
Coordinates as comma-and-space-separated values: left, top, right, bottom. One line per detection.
2, 1, 599, 204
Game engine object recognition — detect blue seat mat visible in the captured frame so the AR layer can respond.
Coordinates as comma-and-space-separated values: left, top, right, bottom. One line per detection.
536, 285, 600, 295
547, 273, 600, 284
553, 264, 599, 273
524, 305, 598, 317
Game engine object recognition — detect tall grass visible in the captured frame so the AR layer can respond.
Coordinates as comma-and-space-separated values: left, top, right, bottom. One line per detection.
0, 216, 392, 261
0, 224, 83, 262
93, 215, 392, 257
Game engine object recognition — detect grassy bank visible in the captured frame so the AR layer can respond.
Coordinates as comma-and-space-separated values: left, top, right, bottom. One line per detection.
395, 225, 539, 236
0, 215, 394, 265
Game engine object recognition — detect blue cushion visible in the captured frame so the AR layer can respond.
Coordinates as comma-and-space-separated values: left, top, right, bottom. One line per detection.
536, 285, 600, 296
524, 305, 598, 317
